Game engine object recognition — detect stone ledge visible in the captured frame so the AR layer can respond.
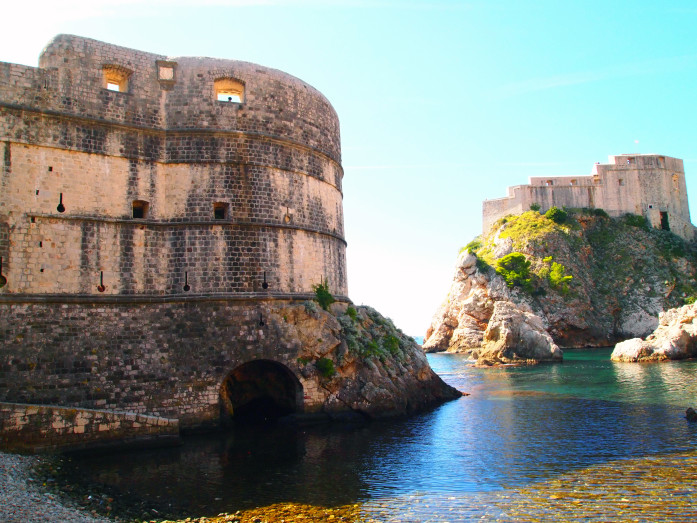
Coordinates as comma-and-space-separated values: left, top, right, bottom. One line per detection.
0, 402, 180, 453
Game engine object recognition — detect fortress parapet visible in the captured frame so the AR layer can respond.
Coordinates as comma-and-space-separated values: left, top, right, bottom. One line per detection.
482, 154, 694, 241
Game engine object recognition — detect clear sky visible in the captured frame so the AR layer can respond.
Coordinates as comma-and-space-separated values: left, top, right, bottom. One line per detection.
3, 1, 696, 335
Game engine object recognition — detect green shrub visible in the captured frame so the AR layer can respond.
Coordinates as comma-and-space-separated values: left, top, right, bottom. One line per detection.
545, 206, 567, 224
593, 208, 609, 218
464, 238, 482, 254
315, 357, 336, 378
312, 279, 335, 311
346, 305, 358, 321
529, 203, 541, 212
624, 213, 648, 228
384, 335, 401, 356
475, 257, 490, 272
495, 252, 533, 291
549, 261, 573, 294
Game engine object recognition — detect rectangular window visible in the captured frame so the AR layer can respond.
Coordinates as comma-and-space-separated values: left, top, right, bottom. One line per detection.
213, 202, 229, 220
132, 200, 149, 219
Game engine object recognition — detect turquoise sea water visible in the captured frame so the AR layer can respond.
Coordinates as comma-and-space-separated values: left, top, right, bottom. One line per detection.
60, 349, 697, 521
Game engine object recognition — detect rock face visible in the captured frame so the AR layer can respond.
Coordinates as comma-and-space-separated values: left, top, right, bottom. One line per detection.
425, 211, 697, 358
290, 303, 462, 419
424, 252, 560, 364
611, 303, 697, 362
477, 301, 562, 364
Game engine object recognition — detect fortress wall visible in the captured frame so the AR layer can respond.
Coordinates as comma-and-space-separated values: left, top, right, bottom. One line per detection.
32, 35, 341, 161
0, 299, 329, 428
483, 155, 694, 240
6, 218, 346, 296
0, 36, 347, 299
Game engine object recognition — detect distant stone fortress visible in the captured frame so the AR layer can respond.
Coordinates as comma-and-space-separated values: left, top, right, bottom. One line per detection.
482, 154, 695, 241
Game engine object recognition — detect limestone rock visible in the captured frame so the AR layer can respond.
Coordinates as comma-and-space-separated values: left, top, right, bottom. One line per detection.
611, 303, 697, 362
423, 251, 507, 354
293, 304, 462, 419
478, 301, 562, 364
426, 212, 697, 356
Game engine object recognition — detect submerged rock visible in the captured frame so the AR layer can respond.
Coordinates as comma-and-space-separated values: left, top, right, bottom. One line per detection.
611, 302, 697, 362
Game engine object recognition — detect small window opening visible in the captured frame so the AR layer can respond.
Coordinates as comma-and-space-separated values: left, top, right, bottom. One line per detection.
619, 178, 625, 186
35, 190, 39, 195
48, 166, 53, 172
213, 202, 229, 220
545, 180, 554, 186
214, 78, 244, 103
132, 200, 149, 219
102, 65, 132, 93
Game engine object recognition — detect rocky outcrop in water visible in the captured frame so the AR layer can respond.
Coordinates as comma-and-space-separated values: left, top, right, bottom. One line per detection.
424, 252, 560, 364
292, 303, 461, 418
611, 302, 697, 362
425, 210, 697, 359
476, 301, 562, 365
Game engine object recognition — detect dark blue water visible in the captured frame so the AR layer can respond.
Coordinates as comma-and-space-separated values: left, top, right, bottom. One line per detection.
61, 349, 697, 520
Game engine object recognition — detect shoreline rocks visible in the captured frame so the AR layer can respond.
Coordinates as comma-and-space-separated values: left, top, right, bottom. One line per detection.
611, 302, 697, 362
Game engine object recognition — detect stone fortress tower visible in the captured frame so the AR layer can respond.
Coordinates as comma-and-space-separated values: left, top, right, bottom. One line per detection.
483, 154, 695, 241
0, 34, 346, 299
0, 35, 380, 436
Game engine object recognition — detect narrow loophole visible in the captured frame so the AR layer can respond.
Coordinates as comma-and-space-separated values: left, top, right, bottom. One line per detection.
258, 313, 265, 327
97, 271, 106, 293
57, 193, 65, 213
183, 271, 191, 292
262, 271, 269, 290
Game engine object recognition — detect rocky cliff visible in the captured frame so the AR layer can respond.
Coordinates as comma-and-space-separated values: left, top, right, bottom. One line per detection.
425, 209, 697, 360
289, 302, 462, 418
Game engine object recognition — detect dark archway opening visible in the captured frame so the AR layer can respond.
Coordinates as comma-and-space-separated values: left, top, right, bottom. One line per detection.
220, 360, 303, 426
660, 211, 670, 231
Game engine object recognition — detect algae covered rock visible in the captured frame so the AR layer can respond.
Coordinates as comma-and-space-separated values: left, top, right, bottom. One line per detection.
286, 303, 461, 419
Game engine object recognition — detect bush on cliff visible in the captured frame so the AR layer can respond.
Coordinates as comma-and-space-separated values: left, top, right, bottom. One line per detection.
545, 206, 567, 224
496, 252, 533, 292
313, 279, 335, 311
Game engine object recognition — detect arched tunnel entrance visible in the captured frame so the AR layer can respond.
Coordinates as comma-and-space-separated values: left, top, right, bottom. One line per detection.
220, 360, 304, 425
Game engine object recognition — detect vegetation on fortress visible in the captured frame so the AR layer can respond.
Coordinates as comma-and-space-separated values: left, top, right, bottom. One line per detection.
462, 207, 697, 345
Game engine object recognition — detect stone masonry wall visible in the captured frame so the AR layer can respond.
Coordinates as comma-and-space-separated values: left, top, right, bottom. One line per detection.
0, 35, 347, 299
0, 402, 179, 452
0, 298, 339, 429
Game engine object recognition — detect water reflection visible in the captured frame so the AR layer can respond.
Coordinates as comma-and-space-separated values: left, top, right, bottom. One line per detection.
60, 350, 697, 520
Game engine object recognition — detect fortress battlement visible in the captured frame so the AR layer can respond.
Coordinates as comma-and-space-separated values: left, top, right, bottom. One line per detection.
483, 154, 694, 241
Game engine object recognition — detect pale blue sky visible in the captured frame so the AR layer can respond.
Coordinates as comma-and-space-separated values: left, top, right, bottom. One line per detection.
3, 1, 696, 334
